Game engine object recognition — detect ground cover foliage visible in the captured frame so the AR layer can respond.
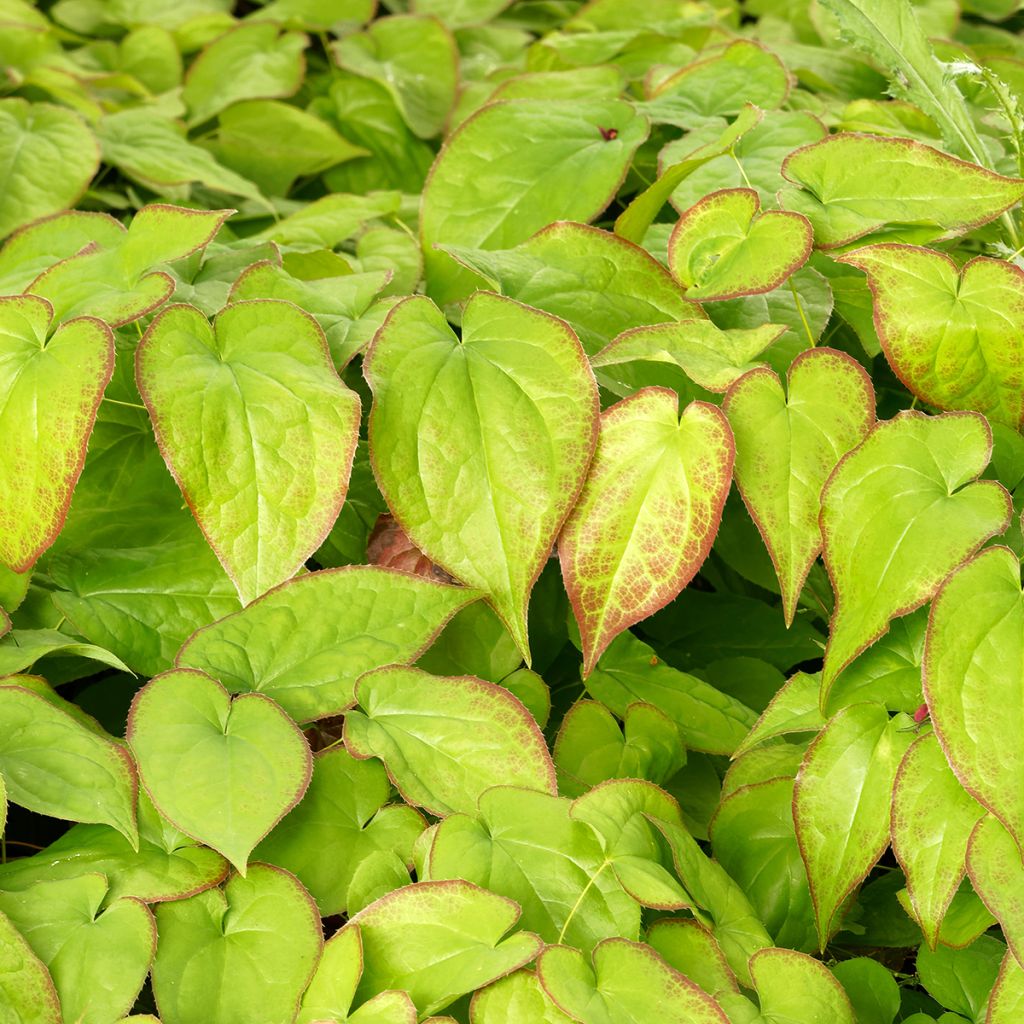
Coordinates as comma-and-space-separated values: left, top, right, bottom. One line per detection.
8, 0, 1024, 1020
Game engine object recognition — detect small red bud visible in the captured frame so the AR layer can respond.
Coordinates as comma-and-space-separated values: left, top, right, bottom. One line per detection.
913, 703, 929, 724
598, 126, 618, 141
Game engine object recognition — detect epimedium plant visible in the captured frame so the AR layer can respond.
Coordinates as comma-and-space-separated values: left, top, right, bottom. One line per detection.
6, 0, 1024, 1021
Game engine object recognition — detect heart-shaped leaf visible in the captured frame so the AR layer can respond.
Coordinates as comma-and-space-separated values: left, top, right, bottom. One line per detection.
839, 244, 1024, 429
471, 971, 574, 1024
559, 388, 732, 675
256, 746, 424, 916
780, 133, 1024, 248
819, 411, 1010, 696
966, 814, 1024, 967
538, 938, 730, 1024
0, 908, 61, 1024
0, 98, 99, 238
723, 347, 875, 625
344, 665, 556, 816
152, 863, 323, 1024
137, 299, 361, 605
891, 733, 985, 948
127, 669, 312, 873
667, 188, 812, 301
748, 947, 855, 1024
177, 565, 478, 721
793, 703, 914, 945
591, 320, 786, 393
347, 880, 543, 1017
925, 545, 1024, 852
364, 292, 598, 660
0, 295, 113, 572
0, 875, 155, 1024
0, 683, 137, 844
29, 205, 231, 326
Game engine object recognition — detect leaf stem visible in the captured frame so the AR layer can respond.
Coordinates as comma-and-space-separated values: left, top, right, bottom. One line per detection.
789, 276, 816, 349
103, 397, 147, 411
558, 860, 610, 943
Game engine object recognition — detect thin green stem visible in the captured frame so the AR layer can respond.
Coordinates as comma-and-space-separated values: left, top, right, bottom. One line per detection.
789, 276, 816, 349
103, 397, 147, 411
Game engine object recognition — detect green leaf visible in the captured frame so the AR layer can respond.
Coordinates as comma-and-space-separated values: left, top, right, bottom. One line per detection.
733, 671, 824, 757
831, 957, 901, 1024
793, 703, 915, 945
96, 110, 264, 202
559, 389, 732, 674
924, 545, 1024, 850
819, 412, 1010, 696
0, 908, 61, 1024
724, 347, 875, 625
413, 0, 512, 28
426, 786, 641, 949
137, 300, 361, 605
537, 938, 730, 1024
152, 863, 323, 1024
585, 631, 758, 756
30, 204, 231, 327
646, 919, 741, 1005
471, 970, 574, 1024
421, 98, 648, 305
256, 188, 401, 248
183, 23, 308, 126
0, 874, 155, 1024
891, 733, 985, 947
364, 292, 597, 660
0, 98, 99, 239
347, 880, 543, 1017
990, 950, 1024, 1024
334, 15, 457, 139
916, 934, 1005, 1022
780, 134, 1024, 248
0, 627, 131, 677
0, 294, 113, 572
593, 320, 786, 393
966, 814, 1024, 966
127, 668, 312, 873
177, 565, 477, 721
256, 746, 424, 916
748, 947, 855, 1024
439, 222, 702, 356
838, 244, 1024, 429
668, 188, 812, 301
344, 665, 556, 816
0, 683, 137, 844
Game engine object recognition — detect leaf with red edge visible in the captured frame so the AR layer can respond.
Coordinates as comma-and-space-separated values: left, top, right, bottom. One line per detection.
925, 545, 1024, 852
0, 295, 113, 572
819, 411, 1010, 698
558, 387, 733, 676
748, 947, 855, 1024
137, 299, 360, 605
838, 244, 1024, 429
668, 187, 812, 301
0, 907, 61, 1024
966, 814, 1024, 968
724, 347, 875, 626
364, 292, 598, 662
989, 949, 1024, 1023
30, 205, 232, 326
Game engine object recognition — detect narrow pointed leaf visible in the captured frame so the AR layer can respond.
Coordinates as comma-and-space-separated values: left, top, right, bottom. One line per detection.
925, 545, 1024, 849
177, 565, 479, 721
344, 665, 556, 816
0, 684, 137, 844
749, 947, 855, 1024
839, 244, 1024, 429
0, 295, 113, 572
819, 411, 1010, 695
137, 300, 361, 605
127, 669, 312, 874
559, 388, 732, 675
891, 733, 985, 948
966, 814, 1024, 966
733, 671, 824, 758
364, 292, 598, 660
347, 880, 544, 1017
724, 348, 875, 625
793, 703, 914, 945
667, 188, 812, 301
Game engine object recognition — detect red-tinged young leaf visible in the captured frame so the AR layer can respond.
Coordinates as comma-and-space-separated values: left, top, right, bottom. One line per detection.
793, 703, 915, 946
0, 908, 62, 1024
366, 514, 456, 582
925, 546, 1024, 851
819, 411, 1010, 698
0, 294, 113, 572
838, 244, 1024, 429
891, 732, 985, 948
29, 205, 233, 326
989, 950, 1024, 1024
966, 814, 1024, 967
137, 299, 361, 606
559, 387, 733, 676
724, 347, 875, 626
364, 292, 598, 662
748, 947, 855, 1024
127, 669, 313, 875
345, 665, 557, 816
667, 187, 812, 301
